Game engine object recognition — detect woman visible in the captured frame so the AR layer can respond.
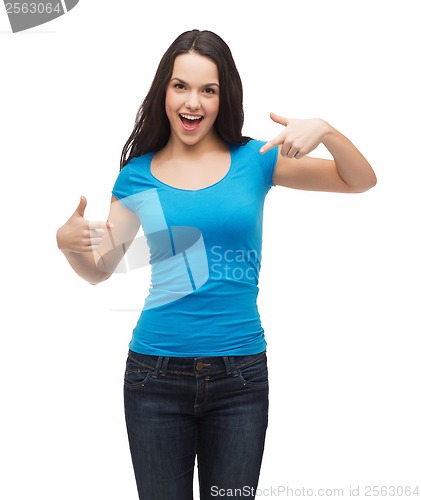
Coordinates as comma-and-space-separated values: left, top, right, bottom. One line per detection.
56, 29, 376, 500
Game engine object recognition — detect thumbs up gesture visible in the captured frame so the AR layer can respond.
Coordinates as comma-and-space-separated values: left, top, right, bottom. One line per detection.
259, 112, 331, 159
56, 196, 114, 253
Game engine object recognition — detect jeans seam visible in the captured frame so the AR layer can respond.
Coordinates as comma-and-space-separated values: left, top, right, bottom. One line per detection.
127, 353, 156, 371
234, 351, 266, 370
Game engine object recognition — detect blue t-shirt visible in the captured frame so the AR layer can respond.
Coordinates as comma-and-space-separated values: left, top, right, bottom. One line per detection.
111, 139, 278, 356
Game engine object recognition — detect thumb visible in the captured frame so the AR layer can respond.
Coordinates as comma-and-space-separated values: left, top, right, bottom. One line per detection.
74, 196, 87, 218
270, 112, 289, 126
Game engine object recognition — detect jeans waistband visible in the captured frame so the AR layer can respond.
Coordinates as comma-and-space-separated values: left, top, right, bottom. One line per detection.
127, 349, 266, 377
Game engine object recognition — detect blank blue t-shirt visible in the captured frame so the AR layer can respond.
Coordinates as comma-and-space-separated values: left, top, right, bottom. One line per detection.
111, 139, 278, 356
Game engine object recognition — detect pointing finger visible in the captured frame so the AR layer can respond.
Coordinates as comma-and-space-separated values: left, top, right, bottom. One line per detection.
270, 112, 289, 126
260, 131, 286, 154
260, 141, 277, 154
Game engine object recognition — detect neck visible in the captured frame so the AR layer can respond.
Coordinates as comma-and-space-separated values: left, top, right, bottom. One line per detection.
164, 132, 227, 158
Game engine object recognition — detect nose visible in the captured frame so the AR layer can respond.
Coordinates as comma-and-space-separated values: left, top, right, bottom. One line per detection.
185, 91, 201, 110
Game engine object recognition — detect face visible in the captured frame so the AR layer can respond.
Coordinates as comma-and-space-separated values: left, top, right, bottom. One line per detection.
165, 52, 220, 148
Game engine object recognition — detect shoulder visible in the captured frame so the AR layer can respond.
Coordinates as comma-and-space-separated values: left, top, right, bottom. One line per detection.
116, 153, 155, 184
236, 138, 263, 154
112, 152, 156, 200
121, 152, 154, 171
236, 139, 277, 157
235, 139, 278, 167
231, 139, 278, 190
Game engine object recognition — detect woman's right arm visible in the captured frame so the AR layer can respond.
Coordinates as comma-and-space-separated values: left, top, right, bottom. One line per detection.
56, 195, 141, 284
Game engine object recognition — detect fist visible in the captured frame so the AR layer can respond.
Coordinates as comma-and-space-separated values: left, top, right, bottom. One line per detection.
56, 196, 113, 253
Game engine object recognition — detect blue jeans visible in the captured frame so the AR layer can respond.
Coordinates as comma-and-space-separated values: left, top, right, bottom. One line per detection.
124, 349, 269, 500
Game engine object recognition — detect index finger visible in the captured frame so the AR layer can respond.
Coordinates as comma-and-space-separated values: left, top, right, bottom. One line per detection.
260, 139, 284, 154
260, 132, 286, 154
259, 141, 277, 154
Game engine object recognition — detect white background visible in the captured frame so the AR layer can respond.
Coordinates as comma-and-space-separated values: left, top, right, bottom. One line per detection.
1, 0, 420, 498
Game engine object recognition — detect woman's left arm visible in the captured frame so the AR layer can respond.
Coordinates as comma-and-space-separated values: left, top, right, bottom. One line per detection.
260, 112, 377, 193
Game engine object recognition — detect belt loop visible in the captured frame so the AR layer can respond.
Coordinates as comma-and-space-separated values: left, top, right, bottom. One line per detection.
161, 357, 169, 377
229, 356, 237, 374
223, 356, 238, 376
152, 356, 164, 378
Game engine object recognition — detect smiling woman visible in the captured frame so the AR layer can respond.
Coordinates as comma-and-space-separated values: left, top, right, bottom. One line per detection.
56, 28, 376, 500
164, 52, 221, 147
118, 30, 249, 165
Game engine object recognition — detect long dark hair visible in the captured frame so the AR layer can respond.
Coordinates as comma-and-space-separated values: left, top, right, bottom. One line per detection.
119, 29, 250, 170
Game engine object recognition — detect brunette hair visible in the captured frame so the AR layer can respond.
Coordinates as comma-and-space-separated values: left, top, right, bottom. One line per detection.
119, 29, 250, 169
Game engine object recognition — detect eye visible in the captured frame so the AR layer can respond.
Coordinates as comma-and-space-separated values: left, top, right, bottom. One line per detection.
203, 88, 216, 95
174, 83, 185, 90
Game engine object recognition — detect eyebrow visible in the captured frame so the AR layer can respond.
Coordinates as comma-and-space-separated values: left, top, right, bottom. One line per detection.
170, 78, 220, 87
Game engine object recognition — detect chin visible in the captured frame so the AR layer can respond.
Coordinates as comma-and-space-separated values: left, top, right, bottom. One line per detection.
174, 132, 208, 147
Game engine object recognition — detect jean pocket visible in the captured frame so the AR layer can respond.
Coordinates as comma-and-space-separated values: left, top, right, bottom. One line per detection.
237, 353, 269, 388
124, 355, 152, 389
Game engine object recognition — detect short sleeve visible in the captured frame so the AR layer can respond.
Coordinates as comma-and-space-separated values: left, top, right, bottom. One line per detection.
111, 160, 137, 212
263, 144, 278, 191
251, 140, 279, 192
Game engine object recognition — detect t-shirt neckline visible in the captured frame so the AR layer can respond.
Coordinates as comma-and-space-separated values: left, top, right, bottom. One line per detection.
147, 144, 235, 193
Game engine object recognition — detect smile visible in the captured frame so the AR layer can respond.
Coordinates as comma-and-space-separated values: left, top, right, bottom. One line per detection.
179, 113, 204, 131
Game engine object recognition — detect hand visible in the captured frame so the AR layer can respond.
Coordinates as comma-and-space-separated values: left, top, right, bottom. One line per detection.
56, 196, 114, 253
259, 112, 331, 158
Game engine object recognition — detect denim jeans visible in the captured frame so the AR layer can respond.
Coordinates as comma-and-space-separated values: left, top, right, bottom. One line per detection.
124, 349, 269, 500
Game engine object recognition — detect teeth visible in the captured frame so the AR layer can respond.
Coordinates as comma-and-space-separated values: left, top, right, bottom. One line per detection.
180, 114, 203, 120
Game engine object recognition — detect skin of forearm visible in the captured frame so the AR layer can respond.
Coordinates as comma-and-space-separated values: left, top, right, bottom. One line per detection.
59, 248, 111, 285
321, 123, 377, 191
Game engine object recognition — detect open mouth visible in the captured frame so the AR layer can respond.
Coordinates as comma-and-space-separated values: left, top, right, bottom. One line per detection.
179, 113, 204, 131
